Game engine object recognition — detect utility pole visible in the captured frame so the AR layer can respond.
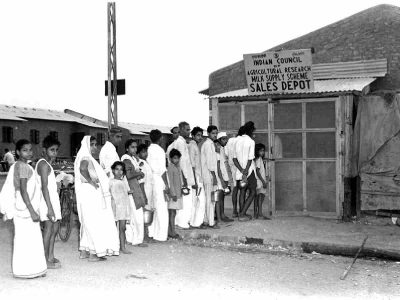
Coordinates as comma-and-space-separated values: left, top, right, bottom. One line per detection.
107, 2, 118, 129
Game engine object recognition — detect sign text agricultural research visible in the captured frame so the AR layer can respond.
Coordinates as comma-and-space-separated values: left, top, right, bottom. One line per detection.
243, 49, 314, 95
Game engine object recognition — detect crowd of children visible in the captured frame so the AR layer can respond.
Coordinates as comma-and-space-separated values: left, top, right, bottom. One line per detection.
0, 120, 270, 279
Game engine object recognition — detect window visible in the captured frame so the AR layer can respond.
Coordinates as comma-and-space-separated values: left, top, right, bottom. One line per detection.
2, 127, 13, 143
49, 131, 58, 141
218, 104, 241, 130
96, 132, 106, 146
30, 129, 40, 144
145, 140, 151, 146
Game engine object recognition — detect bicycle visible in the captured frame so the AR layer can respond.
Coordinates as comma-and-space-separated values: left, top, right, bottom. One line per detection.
58, 181, 77, 242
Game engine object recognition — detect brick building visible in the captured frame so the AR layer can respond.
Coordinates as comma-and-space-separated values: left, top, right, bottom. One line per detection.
0, 105, 172, 160
200, 4, 400, 219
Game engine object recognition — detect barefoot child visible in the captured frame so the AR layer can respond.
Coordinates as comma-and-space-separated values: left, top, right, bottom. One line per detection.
0, 139, 47, 278
109, 161, 133, 254
167, 149, 185, 239
37, 135, 62, 269
254, 143, 270, 220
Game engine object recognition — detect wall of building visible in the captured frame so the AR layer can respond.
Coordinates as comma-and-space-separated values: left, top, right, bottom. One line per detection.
0, 119, 108, 159
208, 5, 400, 96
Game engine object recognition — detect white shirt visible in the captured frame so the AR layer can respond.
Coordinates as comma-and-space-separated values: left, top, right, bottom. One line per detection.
225, 136, 240, 165
200, 138, 218, 185
218, 147, 230, 182
99, 141, 120, 177
3, 152, 15, 165
188, 140, 202, 183
233, 134, 255, 180
172, 136, 194, 186
147, 144, 167, 177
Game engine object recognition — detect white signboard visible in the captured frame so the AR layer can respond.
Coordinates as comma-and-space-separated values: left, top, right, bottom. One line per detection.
243, 49, 314, 95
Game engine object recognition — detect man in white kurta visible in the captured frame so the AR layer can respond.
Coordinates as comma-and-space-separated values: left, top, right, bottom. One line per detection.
99, 128, 123, 178
225, 128, 243, 217
233, 122, 257, 220
188, 126, 206, 228
147, 130, 169, 242
174, 122, 195, 229
200, 125, 219, 228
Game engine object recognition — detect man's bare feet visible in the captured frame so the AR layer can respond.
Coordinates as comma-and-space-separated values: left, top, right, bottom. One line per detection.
88, 254, 107, 262
258, 214, 271, 220
121, 249, 132, 254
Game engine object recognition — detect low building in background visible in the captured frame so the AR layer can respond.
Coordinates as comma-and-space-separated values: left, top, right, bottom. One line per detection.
0, 105, 172, 160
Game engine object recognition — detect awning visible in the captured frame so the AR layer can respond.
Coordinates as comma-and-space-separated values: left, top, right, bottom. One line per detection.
210, 78, 377, 99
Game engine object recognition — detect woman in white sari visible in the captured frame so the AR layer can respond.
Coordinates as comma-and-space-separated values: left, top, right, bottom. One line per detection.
0, 139, 47, 278
74, 136, 119, 261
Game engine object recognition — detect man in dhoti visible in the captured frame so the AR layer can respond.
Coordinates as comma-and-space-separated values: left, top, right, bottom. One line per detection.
188, 126, 206, 228
200, 125, 219, 229
99, 127, 123, 178
147, 130, 170, 242
173, 122, 195, 229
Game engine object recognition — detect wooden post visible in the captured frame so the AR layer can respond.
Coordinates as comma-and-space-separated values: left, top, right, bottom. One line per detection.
343, 95, 354, 221
268, 98, 275, 215
211, 98, 219, 127
302, 102, 307, 214
336, 96, 345, 219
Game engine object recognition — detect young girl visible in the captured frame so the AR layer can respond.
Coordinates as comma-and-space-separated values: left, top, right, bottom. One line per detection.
0, 139, 47, 278
167, 149, 184, 239
37, 135, 62, 269
254, 143, 270, 220
109, 161, 132, 254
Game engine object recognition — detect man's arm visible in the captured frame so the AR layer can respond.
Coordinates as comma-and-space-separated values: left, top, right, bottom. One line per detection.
217, 160, 227, 189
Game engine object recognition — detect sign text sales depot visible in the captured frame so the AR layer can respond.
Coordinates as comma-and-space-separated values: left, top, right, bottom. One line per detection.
243, 49, 314, 95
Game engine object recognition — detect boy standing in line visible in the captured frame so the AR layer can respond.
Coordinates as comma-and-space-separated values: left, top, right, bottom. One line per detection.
200, 125, 220, 229
37, 135, 62, 269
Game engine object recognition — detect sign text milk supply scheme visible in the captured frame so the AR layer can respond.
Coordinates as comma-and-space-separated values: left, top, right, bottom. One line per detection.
243, 49, 314, 95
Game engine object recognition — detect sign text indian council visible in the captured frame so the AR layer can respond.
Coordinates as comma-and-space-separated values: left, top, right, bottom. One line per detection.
243, 49, 314, 95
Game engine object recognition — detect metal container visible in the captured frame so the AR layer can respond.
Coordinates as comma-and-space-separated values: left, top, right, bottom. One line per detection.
213, 189, 224, 202
143, 208, 154, 226
239, 180, 248, 189
223, 186, 231, 195
181, 187, 190, 196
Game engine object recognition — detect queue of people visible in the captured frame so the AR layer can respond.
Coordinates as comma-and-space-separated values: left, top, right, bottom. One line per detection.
0, 120, 270, 279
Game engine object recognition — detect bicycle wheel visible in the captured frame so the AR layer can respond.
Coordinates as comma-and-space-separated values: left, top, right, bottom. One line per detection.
58, 189, 72, 242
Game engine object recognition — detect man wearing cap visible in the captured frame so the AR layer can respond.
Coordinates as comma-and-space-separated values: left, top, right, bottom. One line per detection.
173, 121, 195, 229
216, 132, 234, 222
99, 127, 123, 178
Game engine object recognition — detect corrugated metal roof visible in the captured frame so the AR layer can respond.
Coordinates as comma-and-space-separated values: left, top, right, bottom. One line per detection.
0, 105, 106, 129
313, 59, 387, 79
0, 112, 27, 121
210, 78, 376, 99
119, 122, 172, 135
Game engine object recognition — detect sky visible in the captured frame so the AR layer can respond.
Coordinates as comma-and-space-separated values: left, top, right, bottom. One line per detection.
1, 0, 399, 129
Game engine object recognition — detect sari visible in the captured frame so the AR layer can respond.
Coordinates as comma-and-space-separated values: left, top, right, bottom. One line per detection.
74, 136, 119, 257
0, 162, 47, 278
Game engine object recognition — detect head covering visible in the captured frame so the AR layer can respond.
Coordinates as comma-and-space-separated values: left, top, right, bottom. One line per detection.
217, 132, 227, 139
74, 136, 111, 210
